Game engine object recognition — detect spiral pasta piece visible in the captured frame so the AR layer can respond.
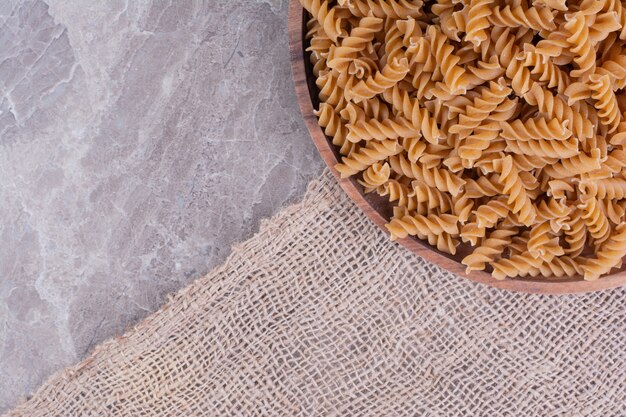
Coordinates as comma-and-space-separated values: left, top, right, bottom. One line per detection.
380, 20, 404, 67
564, 12, 596, 78
309, 50, 329, 79
587, 11, 621, 44
582, 223, 626, 280
535, 28, 570, 59
389, 153, 466, 196
405, 35, 434, 68
536, 198, 571, 232
425, 233, 460, 255
327, 16, 384, 72
427, 25, 470, 93
336, 139, 402, 177
418, 143, 452, 168
430, 0, 456, 38
494, 156, 536, 226
416, 162, 465, 196
464, 175, 503, 198
474, 197, 510, 228
409, 72, 438, 100
379, 179, 419, 211
609, 116, 626, 145
506, 136, 579, 159
533, 0, 567, 11
460, 221, 487, 246
348, 58, 377, 79
458, 121, 500, 167
577, 0, 605, 17
350, 57, 410, 102
472, 147, 507, 174
462, 228, 517, 273
588, 73, 622, 133
346, 116, 420, 142
314, 103, 354, 156
442, 153, 464, 173
579, 196, 611, 246
526, 256, 585, 278
395, 16, 422, 47
358, 97, 391, 120
579, 177, 626, 199
520, 170, 541, 196
500, 117, 571, 141
465, 0, 492, 46
449, 79, 512, 138
338, 0, 424, 19
400, 136, 427, 163
450, 193, 472, 223
410, 181, 454, 212
340, 102, 368, 126
602, 0, 626, 40
507, 231, 530, 256
523, 83, 594, 140
518, 47, 571, 94
466, 56, 506, 86
542, 149, 602, 179
305, 15, 323, 40
456, 38, 482, 65
547, 179, 576, 201
512, 154, 557, 171
528, 221, 564, 259
596, 149, 626, 175
562, 209, 586, 257
316, 71, 349, 111
597, 55, 626, 89
306, 18, 333, 77
403, 36, 438, 96
382, 86, 443, 143
491, 252, 545, 280
594, 15, 622, 45
359, 162, 391, 188
600, 198, 626, 224
489, 5, 556, 31
491, 27, 535, 96
563, 82, 592, 105
386, 213, 459, 240
300, 0, 348, 42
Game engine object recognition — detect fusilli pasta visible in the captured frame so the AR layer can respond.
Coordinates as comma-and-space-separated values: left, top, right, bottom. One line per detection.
303, 0, 626, 281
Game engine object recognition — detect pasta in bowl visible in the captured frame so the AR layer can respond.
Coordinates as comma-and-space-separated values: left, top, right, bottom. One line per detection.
287, 0, 626, 293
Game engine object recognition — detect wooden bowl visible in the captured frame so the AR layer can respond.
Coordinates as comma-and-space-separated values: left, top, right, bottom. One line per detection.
287, 0, 626, 294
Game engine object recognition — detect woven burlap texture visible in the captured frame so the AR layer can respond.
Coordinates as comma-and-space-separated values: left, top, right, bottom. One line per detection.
4, 170, 625, 417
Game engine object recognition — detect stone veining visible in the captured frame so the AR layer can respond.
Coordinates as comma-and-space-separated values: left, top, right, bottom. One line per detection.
0, 0, 322, 411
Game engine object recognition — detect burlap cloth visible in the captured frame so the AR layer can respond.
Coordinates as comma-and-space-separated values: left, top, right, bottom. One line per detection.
5, 170, 625, 416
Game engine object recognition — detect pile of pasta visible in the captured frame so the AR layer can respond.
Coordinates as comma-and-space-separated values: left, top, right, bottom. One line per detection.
301, 0, 626, 280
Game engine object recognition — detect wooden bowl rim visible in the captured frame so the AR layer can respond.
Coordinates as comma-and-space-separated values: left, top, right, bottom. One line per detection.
287, 0, 626, 294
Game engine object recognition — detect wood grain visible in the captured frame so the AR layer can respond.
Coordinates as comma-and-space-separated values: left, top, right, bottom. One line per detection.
287, 0, 626, 294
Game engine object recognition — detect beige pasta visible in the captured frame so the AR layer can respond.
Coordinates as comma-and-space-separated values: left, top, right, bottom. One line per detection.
462, 228, 517, 273
519, 46, 571, 94
564, 12, 596, 78
465, 0, 492, 46
327, 16, 384, 72
489, 5, 556, 32
338, 0, 425, 20
526, 256, 585, 278
583, 223, 626, 280
302, 0, 626, 281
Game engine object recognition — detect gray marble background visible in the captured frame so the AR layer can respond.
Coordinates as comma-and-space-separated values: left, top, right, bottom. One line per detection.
0, 0, 323, 411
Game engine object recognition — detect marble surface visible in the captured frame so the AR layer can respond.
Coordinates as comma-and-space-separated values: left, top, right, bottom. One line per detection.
0, 0, 323, 411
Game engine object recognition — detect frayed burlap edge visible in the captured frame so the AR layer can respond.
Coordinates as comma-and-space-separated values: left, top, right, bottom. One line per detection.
4, 169, 625, 417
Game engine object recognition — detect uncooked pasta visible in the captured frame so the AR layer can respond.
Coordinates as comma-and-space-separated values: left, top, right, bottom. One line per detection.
301, 0, 626, 280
